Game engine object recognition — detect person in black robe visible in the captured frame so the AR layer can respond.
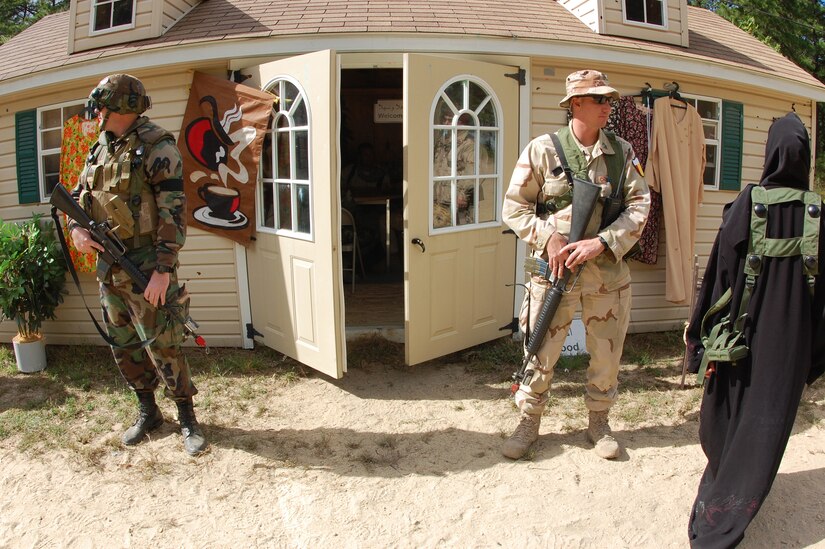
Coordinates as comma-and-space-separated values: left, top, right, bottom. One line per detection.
685, 112, 825, 548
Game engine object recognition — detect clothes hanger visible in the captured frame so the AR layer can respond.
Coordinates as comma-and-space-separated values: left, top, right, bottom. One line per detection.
630, 83, 654, 108
664, 81, 687, 109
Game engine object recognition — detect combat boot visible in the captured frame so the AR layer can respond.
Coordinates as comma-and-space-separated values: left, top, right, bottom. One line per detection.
586, 410, 620, 460
501, 414, 541, 459
176, 399, 208, 456
122, 391, 164, 445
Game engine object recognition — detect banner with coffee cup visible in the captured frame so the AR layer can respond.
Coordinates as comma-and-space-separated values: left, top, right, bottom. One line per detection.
180, 71, 273, 245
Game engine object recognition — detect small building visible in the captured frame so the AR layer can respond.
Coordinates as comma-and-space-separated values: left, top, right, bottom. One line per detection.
1, 0, 823, 379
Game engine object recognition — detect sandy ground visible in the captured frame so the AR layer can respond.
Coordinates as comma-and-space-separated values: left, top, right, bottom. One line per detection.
1, 358, 825, 549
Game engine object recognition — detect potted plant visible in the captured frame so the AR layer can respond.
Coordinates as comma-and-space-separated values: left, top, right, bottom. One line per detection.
0, 214, 67, 373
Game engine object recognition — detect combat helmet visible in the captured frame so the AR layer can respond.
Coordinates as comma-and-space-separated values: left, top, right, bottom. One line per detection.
89, 74, 151, 114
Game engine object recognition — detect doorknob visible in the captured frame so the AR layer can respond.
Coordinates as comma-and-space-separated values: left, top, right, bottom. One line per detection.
411, 238, 426, 253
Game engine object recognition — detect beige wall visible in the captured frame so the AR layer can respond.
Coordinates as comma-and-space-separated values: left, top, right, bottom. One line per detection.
162, 0, 199, 32
530, 60, 815, 332
557, 0, 600, 32
0, 66, 245, 347
601, 0, 688, 47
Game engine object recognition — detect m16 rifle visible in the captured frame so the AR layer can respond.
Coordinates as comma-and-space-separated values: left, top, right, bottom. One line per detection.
49, 184, 206, 349
510, 176, 601, 394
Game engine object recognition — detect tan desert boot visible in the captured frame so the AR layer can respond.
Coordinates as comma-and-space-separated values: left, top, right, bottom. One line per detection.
501, 414, 541, 459
586, 410, 620, 459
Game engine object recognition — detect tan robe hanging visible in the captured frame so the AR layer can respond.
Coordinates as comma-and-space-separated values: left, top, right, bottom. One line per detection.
646, 96, 706, 304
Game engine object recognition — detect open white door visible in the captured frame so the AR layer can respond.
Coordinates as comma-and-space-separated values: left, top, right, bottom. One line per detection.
404, 54, 519, 365
244, 50, 346, 378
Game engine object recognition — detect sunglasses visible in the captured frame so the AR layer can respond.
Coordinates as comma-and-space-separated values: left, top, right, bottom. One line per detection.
584, 95, 616, 106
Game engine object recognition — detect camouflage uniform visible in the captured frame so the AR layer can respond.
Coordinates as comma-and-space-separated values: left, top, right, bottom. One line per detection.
73, 116, 195, 401
503, 121, 650, 415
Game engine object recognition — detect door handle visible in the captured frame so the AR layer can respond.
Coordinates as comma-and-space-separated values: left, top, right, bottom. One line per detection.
411, 238, 426, 253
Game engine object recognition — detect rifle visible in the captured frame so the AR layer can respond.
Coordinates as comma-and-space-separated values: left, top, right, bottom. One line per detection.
49, 184, 206, 348
510, 176, 601, 394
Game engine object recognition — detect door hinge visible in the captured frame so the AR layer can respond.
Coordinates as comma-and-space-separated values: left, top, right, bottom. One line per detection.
504, 68, 526, 86
500, 317, 519, 333
246, 323, 263, 339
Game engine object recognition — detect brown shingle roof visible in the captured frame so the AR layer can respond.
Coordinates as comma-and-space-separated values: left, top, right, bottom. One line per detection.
0, 1, 822, 91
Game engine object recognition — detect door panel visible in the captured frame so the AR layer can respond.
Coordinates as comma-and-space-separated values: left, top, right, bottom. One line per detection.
404, 54, 519, 365
245, 50, 345, 378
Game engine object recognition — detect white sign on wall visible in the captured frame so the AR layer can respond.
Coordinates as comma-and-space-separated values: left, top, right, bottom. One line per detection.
374, 100, 402, 123
561, 318, 586, 356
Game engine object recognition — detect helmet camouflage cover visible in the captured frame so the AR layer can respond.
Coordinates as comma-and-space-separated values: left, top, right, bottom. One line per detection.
89, 74, 151, 114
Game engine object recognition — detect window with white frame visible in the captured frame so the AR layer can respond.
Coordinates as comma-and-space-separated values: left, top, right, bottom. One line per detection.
37, 101, 88, 199
681, 94, 723, 189
259, 78, 311, 237
431, 78, 500, 231
92, 0, 135, 33
624, 0, 666, 27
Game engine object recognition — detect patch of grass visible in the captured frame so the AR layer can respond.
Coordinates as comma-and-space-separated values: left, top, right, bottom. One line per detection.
347, 334, 405, 368
460, 336, 523, 376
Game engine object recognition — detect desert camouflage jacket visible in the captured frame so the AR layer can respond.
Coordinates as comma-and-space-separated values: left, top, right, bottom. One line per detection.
503, 122, 650, 290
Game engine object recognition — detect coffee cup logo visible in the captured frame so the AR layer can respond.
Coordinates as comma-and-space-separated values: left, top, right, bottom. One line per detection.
198, 184, 240, 220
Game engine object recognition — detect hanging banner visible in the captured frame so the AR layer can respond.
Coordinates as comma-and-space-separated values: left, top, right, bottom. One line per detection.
179, 72, 273, 245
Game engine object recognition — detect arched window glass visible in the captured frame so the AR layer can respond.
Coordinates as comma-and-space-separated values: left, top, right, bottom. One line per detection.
260, 78, 311, 236
431, 78, 500, 230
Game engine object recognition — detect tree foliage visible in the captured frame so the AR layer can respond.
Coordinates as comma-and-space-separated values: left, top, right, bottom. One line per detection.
0, 0, 69, 44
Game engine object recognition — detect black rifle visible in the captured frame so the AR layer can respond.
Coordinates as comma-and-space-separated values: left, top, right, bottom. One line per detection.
510, 176, 601, 394
50, 184, 206, 348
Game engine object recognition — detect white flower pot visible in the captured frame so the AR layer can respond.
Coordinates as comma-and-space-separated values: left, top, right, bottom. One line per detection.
12, 334, 47, 373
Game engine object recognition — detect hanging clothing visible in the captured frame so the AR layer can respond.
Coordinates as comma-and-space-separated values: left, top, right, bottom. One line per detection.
646, 96, 706, 303
685, 113, 825, 547
607, 96, 661, 264
59, 114, 99, 273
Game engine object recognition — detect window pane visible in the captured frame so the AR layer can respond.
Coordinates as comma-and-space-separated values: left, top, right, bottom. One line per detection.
295, 131, 309, 180
646, 0, 663, 25
65, 104, 85, 120
433, 130, 452, 177
278, 183, 292, 230
626, 0, 644, 22
704, 144, 718, 185
94, 3, 112, 30
113, 0, 133, 26
44, 174, 60, 195
458, 181, 476, 225
284, 81, 299, 114
697, 100, 719, 120
41, 108, 62, 129
296, 184, 310, 233
262, 182, 275, 228
477, 100, 496, 127
444, 82, 464, 112
434, 98, 455, 125
468, 82, 486, 113
261, 133, 273, 179
703, 122, 717, 140
42, 128, 61, 150
293, 98, 307, 127
433, 181, 452, 228
479, 131, 497, 176
276, 130, 290, 179
455, 130, 476, 175
478, 177, 496, 223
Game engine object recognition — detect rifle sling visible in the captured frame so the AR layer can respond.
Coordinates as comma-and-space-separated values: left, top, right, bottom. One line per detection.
51, 206, 164, 351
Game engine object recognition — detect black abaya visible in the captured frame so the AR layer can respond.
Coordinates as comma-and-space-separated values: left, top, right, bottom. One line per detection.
685, 113, 825, 548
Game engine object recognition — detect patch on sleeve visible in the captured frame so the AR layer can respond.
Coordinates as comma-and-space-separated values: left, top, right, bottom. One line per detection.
632, 157, 644, 177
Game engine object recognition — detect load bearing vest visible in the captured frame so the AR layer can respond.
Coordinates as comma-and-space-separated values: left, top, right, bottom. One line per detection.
697, 186, 821, 383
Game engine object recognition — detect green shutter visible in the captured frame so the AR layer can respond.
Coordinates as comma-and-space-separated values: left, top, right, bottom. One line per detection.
15, 109, 41, 204
720, 100, 744, 191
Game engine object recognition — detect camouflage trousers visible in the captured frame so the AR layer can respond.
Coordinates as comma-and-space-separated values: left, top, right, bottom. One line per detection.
99, 265, 197, 401
515, 263, 631, 415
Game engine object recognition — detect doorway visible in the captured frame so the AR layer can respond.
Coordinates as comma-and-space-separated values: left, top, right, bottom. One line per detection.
340, 68, 404, 331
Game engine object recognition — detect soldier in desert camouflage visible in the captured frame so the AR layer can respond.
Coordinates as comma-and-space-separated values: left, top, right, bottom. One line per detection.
68, 74, 207, 456
502, 70, 650, 461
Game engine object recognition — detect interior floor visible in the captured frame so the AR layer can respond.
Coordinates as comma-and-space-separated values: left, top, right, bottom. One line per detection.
344, 280, 404, 327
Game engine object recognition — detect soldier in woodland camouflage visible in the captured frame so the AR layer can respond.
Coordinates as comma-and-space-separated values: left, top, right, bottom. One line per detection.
501, 70, 650, 460
68, 74, 207, 456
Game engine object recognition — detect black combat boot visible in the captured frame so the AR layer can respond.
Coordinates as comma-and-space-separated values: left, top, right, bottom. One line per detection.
122, 391, 164, 445
176, 398, 208, 456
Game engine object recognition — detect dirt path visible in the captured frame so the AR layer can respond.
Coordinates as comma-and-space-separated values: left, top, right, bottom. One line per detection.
1, 360, 825, 548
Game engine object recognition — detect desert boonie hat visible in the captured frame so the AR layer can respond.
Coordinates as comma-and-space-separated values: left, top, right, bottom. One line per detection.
559, 70, 620, 108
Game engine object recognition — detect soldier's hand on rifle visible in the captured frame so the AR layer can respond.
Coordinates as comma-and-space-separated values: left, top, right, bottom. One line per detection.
144, 271, 171, 308
560, 237, 604, 270
70, 227, 105, 254
545, 231, 570, 280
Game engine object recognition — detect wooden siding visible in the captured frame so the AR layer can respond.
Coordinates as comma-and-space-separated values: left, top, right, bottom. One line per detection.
558, 0, 600, 32
70, 0, 156, 54
602, 0, 688, 47
530, 59, 815, 332
162, 0, 199, 32
0, 68, 245, 347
